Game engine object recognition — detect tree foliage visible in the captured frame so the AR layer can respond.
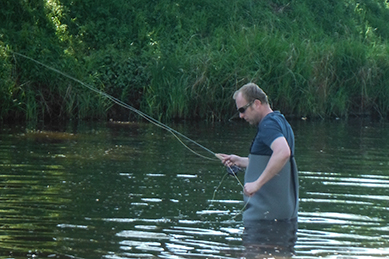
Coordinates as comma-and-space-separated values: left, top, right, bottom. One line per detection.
1, 0, 389, 121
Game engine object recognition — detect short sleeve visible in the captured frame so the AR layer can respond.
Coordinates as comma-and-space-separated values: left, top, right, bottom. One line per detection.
250, 115, 283, 155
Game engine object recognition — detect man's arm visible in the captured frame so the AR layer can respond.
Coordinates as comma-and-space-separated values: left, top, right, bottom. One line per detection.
244, 136, 290, 196
216, 153, 249, 168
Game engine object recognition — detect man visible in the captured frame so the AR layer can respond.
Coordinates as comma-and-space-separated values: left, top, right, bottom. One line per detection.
217, 83, 299, 256
218, 82, 299, 221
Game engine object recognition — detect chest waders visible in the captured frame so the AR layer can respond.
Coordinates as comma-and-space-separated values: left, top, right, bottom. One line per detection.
243, 154, 299, 221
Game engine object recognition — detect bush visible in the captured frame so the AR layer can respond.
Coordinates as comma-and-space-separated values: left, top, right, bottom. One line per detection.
1, 0, 389, 122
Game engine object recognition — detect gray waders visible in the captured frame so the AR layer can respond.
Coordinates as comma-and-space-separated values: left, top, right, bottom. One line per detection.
243, 154, 299, 221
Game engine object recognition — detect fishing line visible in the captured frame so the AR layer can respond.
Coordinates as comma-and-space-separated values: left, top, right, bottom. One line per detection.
226, 164, 250, 220
207, 164, 249, 220
13, 52, 248, 217
13, 52, 217, 161
208, 172, 229, 208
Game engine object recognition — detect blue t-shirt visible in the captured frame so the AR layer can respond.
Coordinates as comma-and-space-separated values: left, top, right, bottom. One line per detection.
250, 111, 295, 156
244, 111, 299, 220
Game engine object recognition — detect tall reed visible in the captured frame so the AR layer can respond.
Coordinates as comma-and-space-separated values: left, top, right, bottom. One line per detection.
1, 0, 389, 122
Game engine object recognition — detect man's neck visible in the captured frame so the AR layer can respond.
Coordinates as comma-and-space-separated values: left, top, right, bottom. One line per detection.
263, 107, 273, 117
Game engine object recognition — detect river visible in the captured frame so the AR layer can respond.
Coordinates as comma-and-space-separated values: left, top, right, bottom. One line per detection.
0, 118, 388, 258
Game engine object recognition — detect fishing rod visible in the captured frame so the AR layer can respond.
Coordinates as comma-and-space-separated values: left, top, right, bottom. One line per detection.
13, 52, 220, 161
13, 51, 247, 217
13, 52, 245, 173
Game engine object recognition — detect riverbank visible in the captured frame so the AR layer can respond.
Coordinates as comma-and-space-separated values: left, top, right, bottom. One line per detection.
1, 0, 389, 122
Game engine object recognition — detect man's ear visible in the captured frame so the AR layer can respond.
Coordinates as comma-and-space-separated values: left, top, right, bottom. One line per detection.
254, 99, 262, 107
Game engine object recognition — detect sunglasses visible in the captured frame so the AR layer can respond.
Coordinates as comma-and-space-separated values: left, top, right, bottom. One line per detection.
237, 101, 254, 113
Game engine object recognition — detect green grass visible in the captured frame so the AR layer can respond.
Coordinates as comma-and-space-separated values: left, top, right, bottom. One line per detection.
1, 0, 389, 122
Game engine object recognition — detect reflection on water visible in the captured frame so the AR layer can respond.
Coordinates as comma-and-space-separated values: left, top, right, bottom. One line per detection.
0, 119, 389, 258
242, 219, 298, 258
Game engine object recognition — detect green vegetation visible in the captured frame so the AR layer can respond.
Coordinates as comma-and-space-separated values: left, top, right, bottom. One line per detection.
1, 0, 389, 122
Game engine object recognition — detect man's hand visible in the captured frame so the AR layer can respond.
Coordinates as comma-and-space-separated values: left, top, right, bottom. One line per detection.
244, 181, 260, 197
215, 153, 249, 168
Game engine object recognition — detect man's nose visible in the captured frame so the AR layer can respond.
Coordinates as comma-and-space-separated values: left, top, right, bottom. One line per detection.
239, 112, 244, 119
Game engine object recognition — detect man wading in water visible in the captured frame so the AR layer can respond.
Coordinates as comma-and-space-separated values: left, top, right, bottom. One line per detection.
218, 83, 299, 256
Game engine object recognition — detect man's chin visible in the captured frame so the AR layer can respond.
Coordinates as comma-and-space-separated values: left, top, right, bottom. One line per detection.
247, 120, 258, 125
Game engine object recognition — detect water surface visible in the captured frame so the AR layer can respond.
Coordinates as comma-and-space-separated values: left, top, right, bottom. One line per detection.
0, 119, 388, 258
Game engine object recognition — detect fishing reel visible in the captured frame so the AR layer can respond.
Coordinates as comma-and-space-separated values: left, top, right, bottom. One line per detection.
226, 165, 243, 176
214, 154, 243, 176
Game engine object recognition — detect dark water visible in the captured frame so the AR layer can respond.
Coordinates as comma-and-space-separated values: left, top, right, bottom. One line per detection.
0, 119, 388, 259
